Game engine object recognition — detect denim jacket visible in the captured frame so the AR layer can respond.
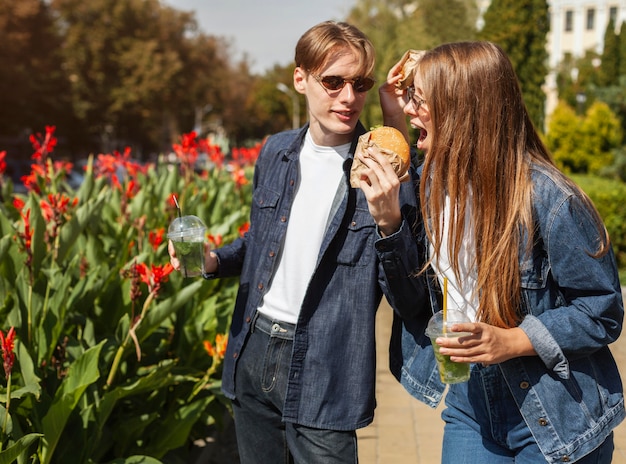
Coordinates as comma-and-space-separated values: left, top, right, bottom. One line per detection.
389, 162, 625, 463
208, 123, 424, 431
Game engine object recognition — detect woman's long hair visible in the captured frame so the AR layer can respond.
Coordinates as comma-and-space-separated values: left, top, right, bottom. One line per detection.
418, 41, 609, 328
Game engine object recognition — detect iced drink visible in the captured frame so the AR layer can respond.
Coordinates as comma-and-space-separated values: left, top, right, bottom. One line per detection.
426, 309, 471, 384
167, 215, 207, 278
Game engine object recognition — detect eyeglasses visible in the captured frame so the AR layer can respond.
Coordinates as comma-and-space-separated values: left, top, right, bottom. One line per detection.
405, 85, 426, 111
310, 74, 376, 93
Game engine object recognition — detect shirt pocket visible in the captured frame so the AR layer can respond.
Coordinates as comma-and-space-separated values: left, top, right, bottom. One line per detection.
336, 208, 376, 267
251, 185, 281, 229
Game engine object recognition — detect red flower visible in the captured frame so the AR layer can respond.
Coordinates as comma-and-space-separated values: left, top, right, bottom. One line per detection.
21, 163, 46, 193
40, 192, 78, 222
231, 142, 262, 166
208, 234, 223, 248
207, 143, 225, 169
13, 197, 25, 211
238, 222, 250, 237
133, 262, 174, 294
19, 209, 33, 250
149, 228, 165, 251
229, 163, 248, 188
0, 151, 6, 175
0, 327, 16, 378
29, 126, 57, 162
203, 333, 228, 359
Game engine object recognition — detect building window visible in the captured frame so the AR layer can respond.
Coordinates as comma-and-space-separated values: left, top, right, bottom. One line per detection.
565, 10, 573, 32
586, 8, 595, 30
610, 7, 618, 24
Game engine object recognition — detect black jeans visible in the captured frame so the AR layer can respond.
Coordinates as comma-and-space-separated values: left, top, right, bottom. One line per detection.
232, 311, 358, 464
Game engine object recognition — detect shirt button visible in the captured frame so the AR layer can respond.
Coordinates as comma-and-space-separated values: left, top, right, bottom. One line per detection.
233, 352, 238, 358
258, 283, 264, 290
269, 251, 275, 257
290, 179, 295, 186
560, 456, 571, 462
538, 418, 548, 426
519, 381, 530, 389
245, 316, 251, 323
272, 323, 280, 332
281, 216, 287, 222
351, 221, 357, 227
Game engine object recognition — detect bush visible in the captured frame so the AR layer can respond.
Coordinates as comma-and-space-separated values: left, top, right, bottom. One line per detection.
0, 127, 257, 462
571, 173, 626, 270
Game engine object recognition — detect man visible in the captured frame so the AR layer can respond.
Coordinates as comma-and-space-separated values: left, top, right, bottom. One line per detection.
170, 21, 423, 463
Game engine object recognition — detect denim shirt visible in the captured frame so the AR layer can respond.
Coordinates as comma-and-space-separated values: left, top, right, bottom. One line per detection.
209, 123, 424, 431
389, 162, 625, 463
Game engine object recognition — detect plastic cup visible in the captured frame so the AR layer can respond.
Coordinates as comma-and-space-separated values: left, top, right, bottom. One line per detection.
167, 215, 207, 278
425, 309, 472, 384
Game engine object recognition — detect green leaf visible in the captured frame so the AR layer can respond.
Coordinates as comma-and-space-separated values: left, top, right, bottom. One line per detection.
0, 433, 43, 464
103, 456, 163, 464
40, 341, 105, 464
137, 279, 204, 343
144, 396, 214, 458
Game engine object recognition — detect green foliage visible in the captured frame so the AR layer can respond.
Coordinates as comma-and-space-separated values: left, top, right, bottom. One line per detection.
479, 0, 549, 130
0, 0, 70, 137
571, 174, 626, 268
546, 100, 621, 174
346, 0, 478, 140
0, 132, 253, 461
599, 18, 620, 86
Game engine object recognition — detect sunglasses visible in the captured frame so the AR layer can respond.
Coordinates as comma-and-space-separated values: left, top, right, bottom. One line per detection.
405, 85, 426, 110
311, 74, 376, 93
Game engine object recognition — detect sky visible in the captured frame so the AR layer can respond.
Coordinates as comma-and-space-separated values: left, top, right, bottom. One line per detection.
164, 0, 357, 74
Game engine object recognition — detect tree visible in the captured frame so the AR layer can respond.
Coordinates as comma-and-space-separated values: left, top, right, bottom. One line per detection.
479, 0, 549, 131
599, 18, 620, 87
49, 0, 239, 157
346, 0, 477, 132
0, 0, 71, 155
619, 21, 626, 77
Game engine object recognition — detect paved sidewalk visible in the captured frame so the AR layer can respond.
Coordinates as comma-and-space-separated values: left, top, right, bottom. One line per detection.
358, 291, 626, 463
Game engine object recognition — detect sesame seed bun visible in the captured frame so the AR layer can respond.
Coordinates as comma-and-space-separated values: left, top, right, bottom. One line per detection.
350, 126, 410, 188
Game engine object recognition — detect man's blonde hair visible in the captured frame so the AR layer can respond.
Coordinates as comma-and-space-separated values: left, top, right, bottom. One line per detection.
294, 21, 375, 77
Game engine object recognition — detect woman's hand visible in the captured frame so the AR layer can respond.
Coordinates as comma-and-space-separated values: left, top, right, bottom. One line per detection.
379, 59, 410, 141
436, 323, 537, 365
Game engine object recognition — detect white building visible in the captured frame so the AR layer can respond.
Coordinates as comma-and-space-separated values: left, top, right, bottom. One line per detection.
545, 1, 626, 118
478, 1, 626, 124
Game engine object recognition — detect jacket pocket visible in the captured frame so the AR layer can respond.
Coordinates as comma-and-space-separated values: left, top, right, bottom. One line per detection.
250, 185, 281, 231
336, 208, 376, 267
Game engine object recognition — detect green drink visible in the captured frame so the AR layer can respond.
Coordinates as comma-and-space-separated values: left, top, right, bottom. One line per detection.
167, 215, 207, 278
172, 239, 205, 277
430, 334, 471, 384
425, 309, 472, 384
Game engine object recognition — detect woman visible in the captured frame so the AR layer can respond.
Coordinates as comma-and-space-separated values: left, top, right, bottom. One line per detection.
382, 41, 625, 463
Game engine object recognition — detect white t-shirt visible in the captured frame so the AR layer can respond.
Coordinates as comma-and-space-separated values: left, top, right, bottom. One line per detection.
429, 195, 479, 322
258, 131, 351, 323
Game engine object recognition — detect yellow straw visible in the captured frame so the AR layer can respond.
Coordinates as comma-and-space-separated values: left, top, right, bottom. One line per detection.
443, 277, 448, 334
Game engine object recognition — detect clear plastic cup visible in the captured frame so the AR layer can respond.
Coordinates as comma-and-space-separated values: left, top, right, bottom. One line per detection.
425, 309, 472, 384
167, 215, 207, 278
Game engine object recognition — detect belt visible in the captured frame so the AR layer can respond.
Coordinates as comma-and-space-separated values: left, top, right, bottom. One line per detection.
253, 311, 296, 340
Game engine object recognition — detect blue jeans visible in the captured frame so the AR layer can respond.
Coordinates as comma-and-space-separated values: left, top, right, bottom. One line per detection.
232, 311, 358, 464
441, 364, 614, 463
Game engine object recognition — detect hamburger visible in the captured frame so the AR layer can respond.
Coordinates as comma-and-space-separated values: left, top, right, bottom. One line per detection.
349, 126, 411, 188
396, 49, 425, 90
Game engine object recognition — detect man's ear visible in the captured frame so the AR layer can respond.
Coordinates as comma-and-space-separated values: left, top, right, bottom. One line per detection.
293, 67, 307, 94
